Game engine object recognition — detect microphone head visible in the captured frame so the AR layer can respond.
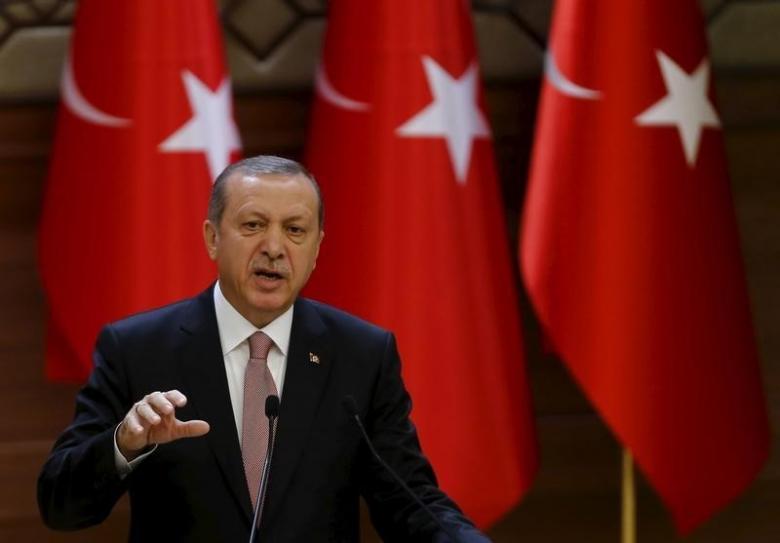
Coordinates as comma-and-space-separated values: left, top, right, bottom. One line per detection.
265, 395, 280, 418
342, 395, 359, 417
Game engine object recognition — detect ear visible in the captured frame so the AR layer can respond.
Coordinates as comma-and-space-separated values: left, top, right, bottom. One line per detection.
312, 230, 324, 269
203, 220, 219, 261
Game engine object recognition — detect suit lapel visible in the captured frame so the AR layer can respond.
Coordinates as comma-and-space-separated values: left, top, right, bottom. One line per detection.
264, 298, 333, 522
176, 286, 253, 523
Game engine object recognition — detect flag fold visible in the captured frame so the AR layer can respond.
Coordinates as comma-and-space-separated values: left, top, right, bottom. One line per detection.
521, 0, 769, 533
39, 0, 240, 381
304, 0, 538, 528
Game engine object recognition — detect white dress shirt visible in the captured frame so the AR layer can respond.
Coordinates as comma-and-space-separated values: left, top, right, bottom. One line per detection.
115, 282, 293, 474
213, 281, 292, 438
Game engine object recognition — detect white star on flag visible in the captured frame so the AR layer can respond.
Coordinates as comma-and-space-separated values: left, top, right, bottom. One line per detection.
159, 71, 241, 180
396, 56, 491, 184
635, 51, 720, 167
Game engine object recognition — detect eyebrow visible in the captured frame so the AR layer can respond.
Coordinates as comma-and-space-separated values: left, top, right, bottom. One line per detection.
236, 209, 314, 223
283, 213, 313, 222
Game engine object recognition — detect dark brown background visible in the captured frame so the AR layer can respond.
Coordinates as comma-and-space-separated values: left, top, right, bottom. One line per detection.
0, 1, 777, 541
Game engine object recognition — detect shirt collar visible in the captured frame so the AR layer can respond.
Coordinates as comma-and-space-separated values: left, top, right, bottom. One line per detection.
213, 281, 294, 357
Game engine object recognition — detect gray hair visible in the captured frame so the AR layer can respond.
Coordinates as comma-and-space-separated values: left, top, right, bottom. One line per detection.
208, 155, 324, 229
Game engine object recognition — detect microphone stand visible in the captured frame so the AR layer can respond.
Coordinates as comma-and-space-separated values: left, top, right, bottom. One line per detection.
249, 396, 280, 543
342, 396, 464, 543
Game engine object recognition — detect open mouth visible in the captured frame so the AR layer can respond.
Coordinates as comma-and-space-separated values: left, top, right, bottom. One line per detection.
254, 269, 284, 281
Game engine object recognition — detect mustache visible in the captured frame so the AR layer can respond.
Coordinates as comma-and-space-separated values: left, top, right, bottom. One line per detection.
251, 261, 289, 277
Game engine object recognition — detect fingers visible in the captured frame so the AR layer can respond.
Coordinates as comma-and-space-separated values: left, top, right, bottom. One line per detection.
120, 390, 209, 452
123, 409, 145, 434
120, 390, 183, 442
146, 392, 175, 418
136, 402, 162, 424
129, 391, 170, 430
164, 390, 187, 408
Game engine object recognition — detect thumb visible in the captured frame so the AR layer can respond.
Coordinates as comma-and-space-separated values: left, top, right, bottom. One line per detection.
174, 419, 210, 439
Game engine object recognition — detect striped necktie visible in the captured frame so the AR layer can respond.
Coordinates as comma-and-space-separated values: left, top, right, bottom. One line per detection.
241, 331, 277, 509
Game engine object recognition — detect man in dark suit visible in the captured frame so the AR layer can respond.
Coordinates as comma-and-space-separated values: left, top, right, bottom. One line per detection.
38, 155, 491, 542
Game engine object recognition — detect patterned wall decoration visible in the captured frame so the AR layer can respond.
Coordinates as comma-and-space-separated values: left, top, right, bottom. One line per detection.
0, 0, 775, 100
0, 0, 73, 48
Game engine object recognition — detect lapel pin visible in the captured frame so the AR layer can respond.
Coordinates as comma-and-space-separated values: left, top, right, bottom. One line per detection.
309, 352, 320, 365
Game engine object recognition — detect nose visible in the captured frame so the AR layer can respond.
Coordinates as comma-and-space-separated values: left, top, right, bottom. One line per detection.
260, 226, 284, 260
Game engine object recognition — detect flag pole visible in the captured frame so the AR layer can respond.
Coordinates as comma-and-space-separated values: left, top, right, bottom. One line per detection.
622, 448, 637, 543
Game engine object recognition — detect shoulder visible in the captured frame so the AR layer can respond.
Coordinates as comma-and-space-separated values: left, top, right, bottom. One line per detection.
297, 298, 395, 350
100, 287, 212, 346
112, 298, 193, 329
296, 299, 402, 394
300, 298, 388, 334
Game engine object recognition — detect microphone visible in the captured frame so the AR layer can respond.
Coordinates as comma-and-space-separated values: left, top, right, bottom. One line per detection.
248, 395, 280, 543
342, 396, 464, 543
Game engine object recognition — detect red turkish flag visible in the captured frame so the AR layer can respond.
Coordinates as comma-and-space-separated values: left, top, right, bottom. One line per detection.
39, 0, 240, 382
521, 0, 770, 533
304, 0, 537, 527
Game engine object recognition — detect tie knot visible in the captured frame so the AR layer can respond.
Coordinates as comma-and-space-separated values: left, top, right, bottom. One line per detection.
248, 331, 274, 360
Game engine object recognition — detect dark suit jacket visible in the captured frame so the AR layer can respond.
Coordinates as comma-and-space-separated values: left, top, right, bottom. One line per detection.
38, 286, 489, 542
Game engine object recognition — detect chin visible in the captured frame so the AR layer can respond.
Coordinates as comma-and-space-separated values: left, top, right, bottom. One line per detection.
248, 295, 290, 315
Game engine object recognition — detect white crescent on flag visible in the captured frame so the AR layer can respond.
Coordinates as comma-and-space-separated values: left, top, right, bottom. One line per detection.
315, 63, 371, 112
545, 49, 602, 100
61, 51, 132, 127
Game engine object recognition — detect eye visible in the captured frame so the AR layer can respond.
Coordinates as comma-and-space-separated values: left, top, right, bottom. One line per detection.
287, 225, 305, 235
243, 221, 262, 231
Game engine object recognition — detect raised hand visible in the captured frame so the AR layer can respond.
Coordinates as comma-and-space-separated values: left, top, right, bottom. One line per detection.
117, 390, 210, 461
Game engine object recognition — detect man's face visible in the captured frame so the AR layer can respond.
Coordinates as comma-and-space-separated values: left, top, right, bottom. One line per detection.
203, 172, 323, 327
